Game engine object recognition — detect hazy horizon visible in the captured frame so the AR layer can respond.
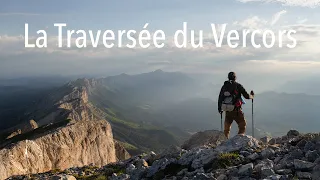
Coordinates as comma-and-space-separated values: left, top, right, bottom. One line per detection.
0, 69, 319, 96
1, 0, 319, 93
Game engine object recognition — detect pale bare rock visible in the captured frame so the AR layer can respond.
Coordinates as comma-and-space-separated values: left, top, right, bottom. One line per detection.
6, 129, 22, 139
36, 86, 97, 127
2, 81, 103, 142
181, 130, 227, 150
22, 120, 38, 133
215, 135, 261, 153
6, 120, 39, 140
0, 120, 117, 180
51, 175, 77, 180
114, 141, 131, 161
30, 120, 38, 129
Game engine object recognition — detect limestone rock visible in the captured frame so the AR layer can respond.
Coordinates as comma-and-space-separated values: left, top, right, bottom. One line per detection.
289, 148, 304, 159
178, 147, 217, 169
126, 163, 147, 180
294, 159, 316, 171
147, 158, 176, 177
0, 120, 117, 179
269, 137, 282, 145
5, 128, 320, 179
6, 120, 39, 140
261, 148, 275, 159
114, 141, 131, 161
191, 148, 217, 169
179, 147, 206, 166
51, 175, 76, 180
254, 159, 274, 174
238, 163, 253, 177
276, 169, 292, 175
296, 171, 312, 179
247, 153, 260, 161
21, 120, 39, 135
160, 145, 182, 158
135, 159, 148, 168
217, 174, 227, 180
287, 130, 300, 138
304, 141, 316, 152
28, 120, 38, 130
193, 173, 216, 180
240, 151, 251, 157
260, 168, 275, 178
6, 129, 22, 139
54, 87, 94, 124
260, 136, 271, 144
297, 139, 308, 149
110, 173, 130, 180
306, 150, 320, 162
143, 151, 157, 164
181, 130, 226, 150
312, 164, 320, 180
215, 135, 260, 153
264, 175, 285, 180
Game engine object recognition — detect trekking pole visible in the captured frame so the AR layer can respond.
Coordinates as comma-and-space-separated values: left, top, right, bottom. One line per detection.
252, 98, 254, 138
220, 112, 223, 131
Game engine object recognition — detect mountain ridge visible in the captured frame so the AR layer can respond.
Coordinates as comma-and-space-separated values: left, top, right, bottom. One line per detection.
1, 71, 185, 156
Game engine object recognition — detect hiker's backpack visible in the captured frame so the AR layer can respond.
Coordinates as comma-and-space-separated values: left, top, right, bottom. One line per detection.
221, 82, 243, 112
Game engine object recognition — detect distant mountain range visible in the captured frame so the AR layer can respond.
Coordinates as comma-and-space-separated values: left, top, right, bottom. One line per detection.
276, 78, 320, 95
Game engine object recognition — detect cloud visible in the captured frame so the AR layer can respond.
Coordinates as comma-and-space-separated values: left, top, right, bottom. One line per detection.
0, 13, 40, 16
233, 16, 268, 29
0, 11, 319, 80
246, 60, 320, 74
233, 10, 287, 29
0, 33, 280, 77
238, 0, 320, 8
271, 10, 287, 26
297, 18, 308, 24
0, 32, 304, 78
284, 24, 320, 37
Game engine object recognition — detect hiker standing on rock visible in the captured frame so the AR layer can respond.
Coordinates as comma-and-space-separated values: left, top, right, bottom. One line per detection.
218, 72, 254, 139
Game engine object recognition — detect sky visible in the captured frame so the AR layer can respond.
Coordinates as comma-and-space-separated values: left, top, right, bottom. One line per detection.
0, 0, 320, 91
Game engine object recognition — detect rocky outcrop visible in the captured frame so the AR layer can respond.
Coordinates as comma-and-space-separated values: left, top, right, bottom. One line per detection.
6, 120, 39, 140
52, 175, 76, 180
0, 120, 117, 180
37, 86, 96, 126
114, 141, 131, 161
2, 82, 98, 137
10, 130, 320, 180
215, 134, 261, 153
181, 130, 226, 150
5, 129, 22, 140
26, 120, 38, 131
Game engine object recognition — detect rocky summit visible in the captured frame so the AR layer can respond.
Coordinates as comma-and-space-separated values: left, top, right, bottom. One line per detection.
7, 130, 320, 180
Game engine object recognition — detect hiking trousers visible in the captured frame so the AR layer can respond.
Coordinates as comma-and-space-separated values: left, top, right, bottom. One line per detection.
224, 110, 246, 139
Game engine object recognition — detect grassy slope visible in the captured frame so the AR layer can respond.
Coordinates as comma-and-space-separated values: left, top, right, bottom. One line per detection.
87, 95, 179, 155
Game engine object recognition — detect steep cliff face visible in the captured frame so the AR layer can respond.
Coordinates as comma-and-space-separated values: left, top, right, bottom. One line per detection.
2, 79, 98, 137
0, 120, 117, 180
37, 85, 96, 126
